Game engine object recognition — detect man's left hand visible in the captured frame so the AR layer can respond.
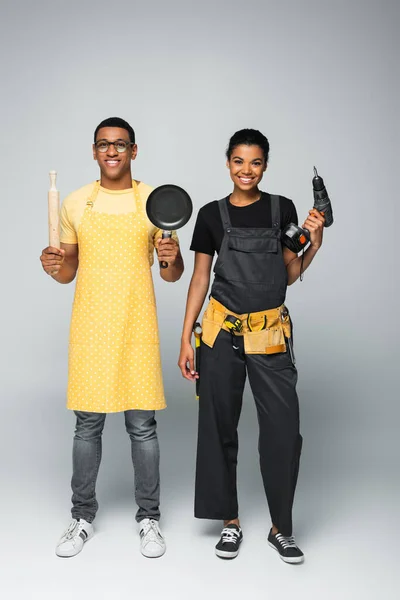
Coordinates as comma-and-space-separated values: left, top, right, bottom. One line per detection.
157, 237, 180, 267
303, 209, 325, 250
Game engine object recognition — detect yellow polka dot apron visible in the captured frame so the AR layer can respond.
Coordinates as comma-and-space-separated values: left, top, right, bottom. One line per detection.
67, 181, 166, 413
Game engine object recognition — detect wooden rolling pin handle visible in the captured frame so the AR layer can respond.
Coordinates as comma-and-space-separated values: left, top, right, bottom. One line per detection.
48, 170, 60, 249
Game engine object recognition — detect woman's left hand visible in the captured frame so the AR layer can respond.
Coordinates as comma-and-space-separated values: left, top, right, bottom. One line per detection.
303, 209, 325, 250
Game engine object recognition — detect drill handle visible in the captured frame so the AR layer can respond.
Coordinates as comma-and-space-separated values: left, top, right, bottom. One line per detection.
313, 196, 334, 227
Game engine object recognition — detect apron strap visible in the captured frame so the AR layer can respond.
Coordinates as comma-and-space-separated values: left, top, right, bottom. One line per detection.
131, 179, 141, 204
270, 194, 281, 229
86, 180, 141, 208
86, 181, 101, 207
218, 198, 232, 230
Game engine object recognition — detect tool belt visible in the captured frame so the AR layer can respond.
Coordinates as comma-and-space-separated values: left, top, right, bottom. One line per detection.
201, 297, 292, 355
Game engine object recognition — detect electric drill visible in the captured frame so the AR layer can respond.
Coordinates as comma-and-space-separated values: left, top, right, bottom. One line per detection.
281, 167, 333, 254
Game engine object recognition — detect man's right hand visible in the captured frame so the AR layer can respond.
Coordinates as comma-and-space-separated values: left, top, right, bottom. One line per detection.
40, 246, 65, 276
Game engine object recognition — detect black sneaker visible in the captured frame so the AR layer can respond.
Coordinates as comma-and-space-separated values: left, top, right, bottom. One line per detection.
268, 529, 304, 563
215, 524, 243, 559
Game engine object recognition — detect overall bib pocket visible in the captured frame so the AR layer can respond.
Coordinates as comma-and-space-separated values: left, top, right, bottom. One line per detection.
228, 235, 278, 254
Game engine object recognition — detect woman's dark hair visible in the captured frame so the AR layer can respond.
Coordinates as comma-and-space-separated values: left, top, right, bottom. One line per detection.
226, 129, 270, 162
94, 117, 135, 144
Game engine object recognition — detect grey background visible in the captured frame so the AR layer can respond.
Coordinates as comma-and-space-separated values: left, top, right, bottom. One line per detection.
1, 0, 398, 598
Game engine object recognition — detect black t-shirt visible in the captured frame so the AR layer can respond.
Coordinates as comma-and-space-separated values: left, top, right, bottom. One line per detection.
190, 192, 298, 256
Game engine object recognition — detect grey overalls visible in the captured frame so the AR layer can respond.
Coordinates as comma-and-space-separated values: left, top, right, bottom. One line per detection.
195, 195, 302, 536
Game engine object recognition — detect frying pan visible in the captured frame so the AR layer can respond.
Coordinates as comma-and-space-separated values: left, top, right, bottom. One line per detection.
146, 184, 193, 268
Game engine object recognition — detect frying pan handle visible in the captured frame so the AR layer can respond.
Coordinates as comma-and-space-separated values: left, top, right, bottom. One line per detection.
160, 230, 172, 269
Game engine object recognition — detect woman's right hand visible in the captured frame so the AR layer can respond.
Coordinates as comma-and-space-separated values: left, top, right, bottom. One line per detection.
178, 340, 199, 381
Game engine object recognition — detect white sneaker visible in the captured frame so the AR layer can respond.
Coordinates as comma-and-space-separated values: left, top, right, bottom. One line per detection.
139, 518, 166, 558
55, 518, 94, 558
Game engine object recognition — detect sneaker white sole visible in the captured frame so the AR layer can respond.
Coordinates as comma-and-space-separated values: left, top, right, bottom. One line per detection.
56, 530, 94, 558
140, 545, 166, 558
268, 541, 304, 564
215, 548, 240, 559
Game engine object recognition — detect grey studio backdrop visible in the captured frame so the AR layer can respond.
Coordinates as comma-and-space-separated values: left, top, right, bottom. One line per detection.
1, 0, 398, 599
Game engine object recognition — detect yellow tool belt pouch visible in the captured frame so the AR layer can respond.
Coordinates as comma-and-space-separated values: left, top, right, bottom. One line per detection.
243, 311, 287, 355
201, 300, 227, 348
202, 297, 292, 354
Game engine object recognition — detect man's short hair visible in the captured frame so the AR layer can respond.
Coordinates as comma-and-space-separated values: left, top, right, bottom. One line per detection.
94, 117, 135, 144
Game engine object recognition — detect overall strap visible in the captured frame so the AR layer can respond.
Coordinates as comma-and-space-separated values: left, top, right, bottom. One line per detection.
218, 198, 232, 231
270, 195, 281, 229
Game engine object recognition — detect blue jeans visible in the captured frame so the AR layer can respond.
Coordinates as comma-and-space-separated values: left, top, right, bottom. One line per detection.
71, 410, 160, 523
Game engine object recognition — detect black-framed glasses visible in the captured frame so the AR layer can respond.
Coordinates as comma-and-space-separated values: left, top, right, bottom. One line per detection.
94, 139, 133, 153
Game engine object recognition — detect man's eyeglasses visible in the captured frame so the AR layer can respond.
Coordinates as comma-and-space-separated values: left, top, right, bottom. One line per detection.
94, 139, 133, 153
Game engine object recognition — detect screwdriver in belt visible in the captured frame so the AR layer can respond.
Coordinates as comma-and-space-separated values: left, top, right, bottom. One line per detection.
193, 322, 202, 399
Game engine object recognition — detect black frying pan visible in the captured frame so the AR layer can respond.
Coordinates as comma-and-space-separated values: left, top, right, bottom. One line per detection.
146, 184, 193, 268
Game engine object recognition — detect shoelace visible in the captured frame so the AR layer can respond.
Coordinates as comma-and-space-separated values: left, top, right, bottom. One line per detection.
63, 519, 85, 541
275, 533, 298, 549
221, 528, 240, 545
141, 519, 163, 542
